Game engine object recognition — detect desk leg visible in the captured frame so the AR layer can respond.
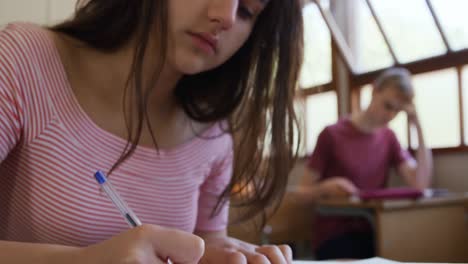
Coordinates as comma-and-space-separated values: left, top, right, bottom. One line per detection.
376, 205, 468, 262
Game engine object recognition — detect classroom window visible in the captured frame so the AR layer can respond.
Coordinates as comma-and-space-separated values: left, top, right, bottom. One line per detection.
353, 0, 394, 73
368, 0, 447, 63
410, 69, 460, 149
294, 101, 307, 157
305, 91, 338, 154
301, 0, 468, 154
360, 85, 408, 148
430, 0, 468, 51
300, 2, 332, 88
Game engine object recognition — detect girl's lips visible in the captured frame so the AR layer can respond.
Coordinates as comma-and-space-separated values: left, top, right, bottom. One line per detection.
188, 32, 218, 55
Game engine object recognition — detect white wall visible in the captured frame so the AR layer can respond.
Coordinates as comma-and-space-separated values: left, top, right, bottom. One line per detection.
0, 0, 76, 26
48, 0, 76, 24
387, 154, 468, 192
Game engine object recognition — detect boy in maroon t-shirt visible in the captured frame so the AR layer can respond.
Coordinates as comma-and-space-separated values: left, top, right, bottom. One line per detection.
302, 68, 433, 260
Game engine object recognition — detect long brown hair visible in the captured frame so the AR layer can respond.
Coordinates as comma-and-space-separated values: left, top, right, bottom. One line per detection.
53, 0, 304, 224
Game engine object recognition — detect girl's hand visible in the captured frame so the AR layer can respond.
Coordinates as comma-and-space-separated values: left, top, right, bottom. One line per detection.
200, 235, 292, 264
78, 224, 204, 264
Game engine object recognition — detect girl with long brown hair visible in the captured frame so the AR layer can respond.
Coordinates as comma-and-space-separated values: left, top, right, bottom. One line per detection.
0, 0, 303, 263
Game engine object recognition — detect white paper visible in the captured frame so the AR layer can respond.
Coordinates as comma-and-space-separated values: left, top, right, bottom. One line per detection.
293, 257, 401, 264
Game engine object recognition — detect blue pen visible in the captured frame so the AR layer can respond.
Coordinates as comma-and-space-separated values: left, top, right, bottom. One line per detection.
94, 171, 173, 264
94, 170, 142, 227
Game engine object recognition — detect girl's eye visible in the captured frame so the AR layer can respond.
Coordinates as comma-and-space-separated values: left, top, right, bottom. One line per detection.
238, 6, 254, 20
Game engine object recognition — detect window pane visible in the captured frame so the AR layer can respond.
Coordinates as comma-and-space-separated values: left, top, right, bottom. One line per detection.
354, 0, 394, 72
463, 66, 468, 144
370, 0, 447, 63
389, 113, 409, 149
360, 84, 372, 109
300, 3, 332, 88
431, 0, 468, 51
306, 91, 338, 153
294, 101, 307, 157
411, 69, 460, 148
360, 85, 408, 148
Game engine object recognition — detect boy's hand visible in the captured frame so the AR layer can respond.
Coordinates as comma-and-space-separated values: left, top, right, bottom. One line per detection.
318, 177, 358, 198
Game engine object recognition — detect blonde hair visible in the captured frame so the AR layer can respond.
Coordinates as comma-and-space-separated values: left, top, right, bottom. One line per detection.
374, 67, 414, 99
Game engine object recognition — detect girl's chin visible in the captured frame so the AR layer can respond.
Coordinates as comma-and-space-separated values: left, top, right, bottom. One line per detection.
175, 58, 220, 75
178, 64, 210, 75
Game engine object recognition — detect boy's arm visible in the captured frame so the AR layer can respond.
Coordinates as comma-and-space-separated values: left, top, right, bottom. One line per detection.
398, 105, 433, 189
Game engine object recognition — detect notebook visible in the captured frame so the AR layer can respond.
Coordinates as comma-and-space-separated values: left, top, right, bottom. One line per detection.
293, 257, 401, 263
358, 187, 423, 200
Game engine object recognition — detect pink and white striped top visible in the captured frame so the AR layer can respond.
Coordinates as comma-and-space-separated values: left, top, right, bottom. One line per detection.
0, 23, 233, 247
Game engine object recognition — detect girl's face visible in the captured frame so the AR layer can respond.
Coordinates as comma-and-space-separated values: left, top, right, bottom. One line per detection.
166, 0, 269, 75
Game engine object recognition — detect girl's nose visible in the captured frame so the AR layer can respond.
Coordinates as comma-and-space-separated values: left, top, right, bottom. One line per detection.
207, 0, 238, 31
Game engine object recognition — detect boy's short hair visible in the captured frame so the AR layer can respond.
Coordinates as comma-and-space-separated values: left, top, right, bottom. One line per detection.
374, 67, 414, 99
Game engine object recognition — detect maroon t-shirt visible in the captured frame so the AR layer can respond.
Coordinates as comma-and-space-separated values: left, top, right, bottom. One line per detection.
307, 118, 414, 248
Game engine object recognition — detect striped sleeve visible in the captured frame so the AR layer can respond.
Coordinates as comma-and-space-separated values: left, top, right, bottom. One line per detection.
0, 29, 24, 162
195, 136, 233, 231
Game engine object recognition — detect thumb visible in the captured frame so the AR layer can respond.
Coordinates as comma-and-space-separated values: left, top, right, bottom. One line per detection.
144, 225, 205, 264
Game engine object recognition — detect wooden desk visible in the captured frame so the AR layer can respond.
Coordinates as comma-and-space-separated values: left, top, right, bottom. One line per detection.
228, 191, 316, 243
316, 194, 468, 263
